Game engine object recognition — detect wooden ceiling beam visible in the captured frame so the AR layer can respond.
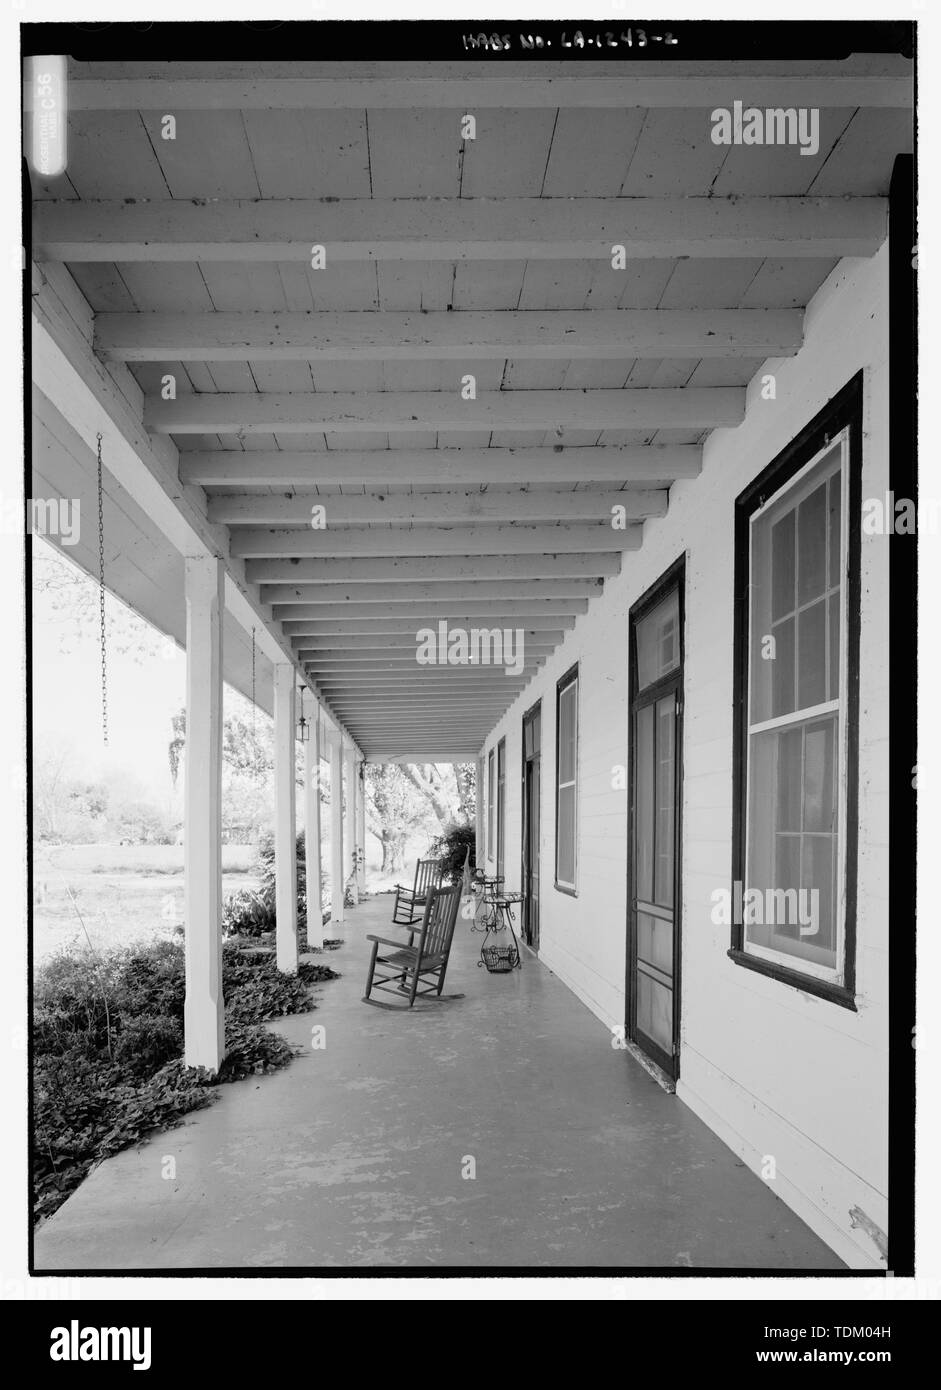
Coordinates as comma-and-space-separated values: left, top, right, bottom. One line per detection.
209, 488, 667, 526
148, 388, 743, 435
230, 524, 641, 559
245, 554, 621, 582
34, 197, 887, 263
65, 59, 913, 111
183, 446, 700, 487
97, 308, 803, 362
269, 596, 593, 616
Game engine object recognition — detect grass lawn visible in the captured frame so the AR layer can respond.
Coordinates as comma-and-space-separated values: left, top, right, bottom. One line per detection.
34, 843, 258, 964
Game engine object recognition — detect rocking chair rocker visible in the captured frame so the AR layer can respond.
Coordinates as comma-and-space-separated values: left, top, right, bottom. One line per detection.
391, 857, 445, 926
363, 883, 463, 1008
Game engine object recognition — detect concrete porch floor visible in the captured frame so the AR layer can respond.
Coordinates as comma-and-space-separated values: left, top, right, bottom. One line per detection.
34, 895, 842, 1271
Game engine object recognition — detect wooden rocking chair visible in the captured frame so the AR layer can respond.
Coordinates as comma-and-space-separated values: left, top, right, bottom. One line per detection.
364, 883, 463, 1008
391, 857, 444, 926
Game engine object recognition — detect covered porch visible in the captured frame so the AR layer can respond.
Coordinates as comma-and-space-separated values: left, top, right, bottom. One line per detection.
33, 893, 839, 1270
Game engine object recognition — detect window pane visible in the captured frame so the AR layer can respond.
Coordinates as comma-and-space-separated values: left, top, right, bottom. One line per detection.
797, 482, 827, 604
746, 714, 838, 972
771, 509, 796, 621
828, 591, 840, 701
828, 472, 841, 589
636, 970, 673, 1053
558, 683, 576, 784
797, 599, 826, 708
635, 702, 654, 903
635, 591, 680, 691
803, 717, 836, 833
637, 910, 673, 976
654, 696, 675, 908
557, 785, 575, 885
771, 616, 796, 718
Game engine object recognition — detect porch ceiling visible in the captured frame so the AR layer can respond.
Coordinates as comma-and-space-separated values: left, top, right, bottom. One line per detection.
31, 56, 913, 756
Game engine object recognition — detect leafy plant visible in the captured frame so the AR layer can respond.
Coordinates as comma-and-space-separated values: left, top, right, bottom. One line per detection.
33, 934, 339, 1225
428, 820, 476, 884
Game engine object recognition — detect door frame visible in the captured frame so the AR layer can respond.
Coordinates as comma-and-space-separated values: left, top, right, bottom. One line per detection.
496, 735, 506, 883
625, 554, 686, 1079
520, 699, 541, 950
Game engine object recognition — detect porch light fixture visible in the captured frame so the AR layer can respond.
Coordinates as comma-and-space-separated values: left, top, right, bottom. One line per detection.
297, 685, 310, 742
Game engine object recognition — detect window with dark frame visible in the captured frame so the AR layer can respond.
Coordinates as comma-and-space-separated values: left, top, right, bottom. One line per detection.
487, 747, 495, 861
731, 373, 862, 1008
555, 664, 579, 893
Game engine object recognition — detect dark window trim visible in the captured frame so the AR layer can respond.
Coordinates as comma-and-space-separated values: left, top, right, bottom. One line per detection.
496, 736, 506, 882
486, 746, 495, 862
626, 555, 686, 1078
730, 371, 863, 1010
554, 662, 579, 896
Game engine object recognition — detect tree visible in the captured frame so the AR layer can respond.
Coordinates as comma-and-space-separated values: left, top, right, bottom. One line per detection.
364, 764, 430, 873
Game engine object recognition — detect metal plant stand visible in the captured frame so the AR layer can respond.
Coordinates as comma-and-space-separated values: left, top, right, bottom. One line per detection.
471, 875, 523, 972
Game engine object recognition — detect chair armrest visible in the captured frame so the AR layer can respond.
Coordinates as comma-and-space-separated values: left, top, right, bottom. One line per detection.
367, 933, 419, 950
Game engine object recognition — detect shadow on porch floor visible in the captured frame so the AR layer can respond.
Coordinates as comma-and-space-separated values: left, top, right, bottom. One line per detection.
34, 894, 842, 1271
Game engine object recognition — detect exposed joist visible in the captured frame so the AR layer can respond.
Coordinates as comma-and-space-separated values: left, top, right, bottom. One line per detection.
284, 617, 576, 636
209, 488, 667, 527
34, 197, 888, 263
271, 598, 592, 618
230, 525, 641, 559
148, 388, 743, 435
245, 554, 621, 583
297, 648, 556, 663
183, 446, 700, 487
65, 58, 914, 110
96, 308, 803, 363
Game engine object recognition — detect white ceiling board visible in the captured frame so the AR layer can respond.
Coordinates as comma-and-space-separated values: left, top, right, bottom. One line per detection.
620, 109, 731, 195
459, 109, 558, 197
116, 263, 215, 312
807, 108, 913, 196
542, 108, 645, 196
739, 259, 840, 308
64, 112, 170, 200
367, 109, 462, 197
144, 110, 261, 198
709, 109, 855, 197
243, 108, 371, 198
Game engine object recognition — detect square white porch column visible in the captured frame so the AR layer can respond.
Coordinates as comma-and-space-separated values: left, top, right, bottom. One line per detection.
343, 741, 358, 907
304, 698, 324, 950
329, 731, 345, 928
355, 757, 366, 897
273, 664, 299, 973
183, 556, 225, 1074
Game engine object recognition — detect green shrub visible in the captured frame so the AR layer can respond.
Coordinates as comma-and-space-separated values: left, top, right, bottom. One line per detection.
33, 934, 339, 1225
429, 820, 476, 884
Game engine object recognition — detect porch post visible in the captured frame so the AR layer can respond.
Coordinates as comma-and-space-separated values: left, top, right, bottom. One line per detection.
343, 740, 358, 906
273, 664, 299, 973
183, 556, 225, 1073
304, 696, 324, 950
329, 730, 345, 928
356, 756, 366, 898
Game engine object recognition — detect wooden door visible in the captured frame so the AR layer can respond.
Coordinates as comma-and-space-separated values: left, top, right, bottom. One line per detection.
521, 703, 541, 949
628, 562, 684, 1079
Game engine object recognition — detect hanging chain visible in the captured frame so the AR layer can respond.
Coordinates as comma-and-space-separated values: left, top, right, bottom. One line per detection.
96, 433, 108, 746
251, 626, 257, 759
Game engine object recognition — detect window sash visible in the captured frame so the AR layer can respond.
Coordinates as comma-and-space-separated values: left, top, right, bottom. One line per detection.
555, 671, 578, 890
743, 430, 850, 984
487, 748, 495, 860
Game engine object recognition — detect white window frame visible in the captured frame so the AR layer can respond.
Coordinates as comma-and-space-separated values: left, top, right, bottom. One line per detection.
555, 667, 579, 893
742, 428, 851, 986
